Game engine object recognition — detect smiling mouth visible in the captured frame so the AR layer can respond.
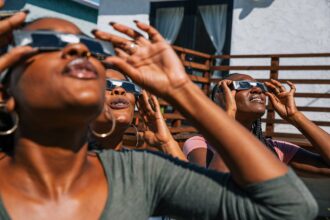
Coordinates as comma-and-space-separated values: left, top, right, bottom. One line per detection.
249, 95, 264, 103
109, 98, 130, 109
62, 58, 98, 79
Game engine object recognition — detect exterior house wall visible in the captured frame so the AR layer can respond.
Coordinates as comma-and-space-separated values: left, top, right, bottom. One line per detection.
97, 0, 330, 134
230, 0, 330, 134
24, 0, 98, 35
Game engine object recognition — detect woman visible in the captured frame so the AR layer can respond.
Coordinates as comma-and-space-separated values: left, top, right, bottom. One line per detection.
89, 68, 187, 161
184, 73, 330, 177
0, 15, 317, 219
89, 68, 139, 150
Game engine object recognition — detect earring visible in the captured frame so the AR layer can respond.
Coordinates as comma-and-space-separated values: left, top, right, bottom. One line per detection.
131, 124, 139, 147
0, 102, 19, 136
89, 107, 116, 138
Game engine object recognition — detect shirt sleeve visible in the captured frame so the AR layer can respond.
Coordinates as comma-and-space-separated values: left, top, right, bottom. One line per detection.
269, 139, 300, 164
183, 136, 215, 156
143, 151, 318, 220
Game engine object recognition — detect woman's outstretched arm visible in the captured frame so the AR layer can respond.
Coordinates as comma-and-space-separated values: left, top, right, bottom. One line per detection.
266, 80, 330, 176
94, 21, 287, 186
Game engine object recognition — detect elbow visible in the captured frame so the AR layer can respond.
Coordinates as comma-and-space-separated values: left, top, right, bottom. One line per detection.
260, 170, 319, 220
289, 195, 318, 220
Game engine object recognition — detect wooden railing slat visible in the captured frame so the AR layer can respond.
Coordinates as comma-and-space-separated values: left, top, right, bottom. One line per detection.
189, 75, 210, 83
173, 45, 212, 59
213, 53, 330, 59
262, 119, 330, 127
123, 49, 330, 148
211, 65, 330, 71
181, 61, 210, 71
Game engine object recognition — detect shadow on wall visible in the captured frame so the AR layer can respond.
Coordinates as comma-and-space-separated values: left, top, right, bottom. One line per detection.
234, 0, 274, 19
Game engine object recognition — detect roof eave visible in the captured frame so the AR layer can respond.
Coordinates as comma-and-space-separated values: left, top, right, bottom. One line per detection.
71, 0, 99, 9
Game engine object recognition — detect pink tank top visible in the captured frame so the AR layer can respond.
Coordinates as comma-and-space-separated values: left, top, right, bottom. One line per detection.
183, 136, 300, 164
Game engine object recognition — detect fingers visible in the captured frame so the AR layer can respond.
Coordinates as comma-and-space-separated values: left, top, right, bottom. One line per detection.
93, 29, 140, 55
265, 92, 278, 104
110, 22, 150, 45
141, 90, 154, 113
265, 79, 296, 98
0, 46, 37, 72
265, 81, 281, 95
103, 56, 141, 83
0, 11, 28, 34
134, 20, 165, 43
0, 0, 4, 8
286, 81, 296, 95
220, 80, 232, 94
92, 29, 129, 46
270, 79, 286, 92
137, 91, 148, 114
150, 95, 161, 113
114, 48, 130, 61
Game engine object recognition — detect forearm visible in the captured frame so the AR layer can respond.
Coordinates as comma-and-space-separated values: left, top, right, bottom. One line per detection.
161, 139, 187, 161
168, 82, 287, 186
289, 111, 330, 165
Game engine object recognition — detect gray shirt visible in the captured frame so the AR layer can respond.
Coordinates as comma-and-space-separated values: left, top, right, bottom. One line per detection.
0, 149, 318, 220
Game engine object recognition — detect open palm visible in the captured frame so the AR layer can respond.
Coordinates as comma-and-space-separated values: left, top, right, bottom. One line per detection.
93, 22, 190, 100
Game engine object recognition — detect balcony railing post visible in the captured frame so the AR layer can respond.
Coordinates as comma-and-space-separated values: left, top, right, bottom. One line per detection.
203, 59, 211, 96
265, 57, 279, 137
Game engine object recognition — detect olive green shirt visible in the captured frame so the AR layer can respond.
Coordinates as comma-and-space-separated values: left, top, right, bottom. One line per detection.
0, 150, 318, 220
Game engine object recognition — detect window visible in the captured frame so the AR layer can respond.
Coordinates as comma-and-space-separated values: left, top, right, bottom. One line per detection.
150, 0, 233, 58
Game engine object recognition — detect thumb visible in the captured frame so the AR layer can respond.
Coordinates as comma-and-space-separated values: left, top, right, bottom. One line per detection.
265, 92, 277, 105
0, 46, 38, 72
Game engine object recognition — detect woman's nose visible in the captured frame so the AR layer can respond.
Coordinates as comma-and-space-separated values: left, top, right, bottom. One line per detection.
112, 86, 126, 96
62, 43, 91, 59
250, 86, 262, 93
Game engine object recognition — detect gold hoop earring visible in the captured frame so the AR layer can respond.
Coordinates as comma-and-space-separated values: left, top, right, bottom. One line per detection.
0, 102, 19, 136
89, 107, 116, 139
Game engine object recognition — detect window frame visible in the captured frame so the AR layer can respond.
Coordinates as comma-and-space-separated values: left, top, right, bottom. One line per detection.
149, 0, 233, 60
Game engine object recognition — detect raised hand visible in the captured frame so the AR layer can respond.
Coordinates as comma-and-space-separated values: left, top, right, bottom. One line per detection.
215, 80, 237, 118
138, 91, 173, 148
0, 9, 35, 83
92, 21, 190, 101
265, 79, 298, 122
0, 10, 29, 48
137, 91, 187, 160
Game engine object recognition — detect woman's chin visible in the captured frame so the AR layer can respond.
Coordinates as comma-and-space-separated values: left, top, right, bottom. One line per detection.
114, 114, 133, 126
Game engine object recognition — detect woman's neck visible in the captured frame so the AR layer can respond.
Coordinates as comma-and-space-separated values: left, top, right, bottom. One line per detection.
237, 119, 253, 130
7, 125, 91, 198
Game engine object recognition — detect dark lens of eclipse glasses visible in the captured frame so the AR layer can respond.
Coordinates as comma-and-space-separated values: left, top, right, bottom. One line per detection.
31, 33, 65, 49
106, 79, 141, 96
14, 31, 113, 60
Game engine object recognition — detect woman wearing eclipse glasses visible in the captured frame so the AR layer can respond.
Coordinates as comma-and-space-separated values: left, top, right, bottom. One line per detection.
88, 68, 187, 161
1, 16, 186, 160
0, 13, 317, 220
184, 73, 330, 177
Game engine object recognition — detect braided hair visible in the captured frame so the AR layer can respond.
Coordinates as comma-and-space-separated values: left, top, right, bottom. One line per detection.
251, 119, 278, 157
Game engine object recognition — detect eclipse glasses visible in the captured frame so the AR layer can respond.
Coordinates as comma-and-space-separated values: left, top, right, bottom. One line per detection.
12, 30, 114, 60
106, 79, 141, 97
218, 81, 268, 92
